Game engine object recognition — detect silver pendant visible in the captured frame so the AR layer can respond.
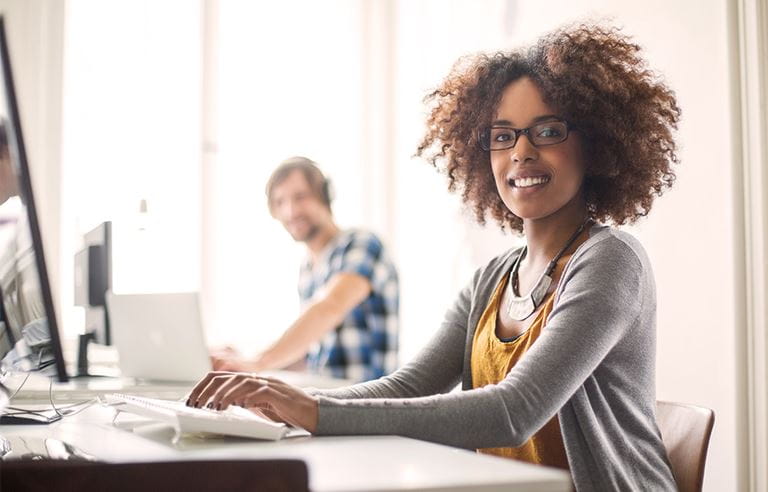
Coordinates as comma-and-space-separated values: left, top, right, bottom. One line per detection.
507, 294, 536, 321
505, 217, 591, 321
506, 273, 552, 321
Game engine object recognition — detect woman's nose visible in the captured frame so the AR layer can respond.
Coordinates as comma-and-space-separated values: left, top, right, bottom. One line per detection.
511, 134, 539, 163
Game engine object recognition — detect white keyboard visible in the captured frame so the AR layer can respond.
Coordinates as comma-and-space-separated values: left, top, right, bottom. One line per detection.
106, 393, 291, 441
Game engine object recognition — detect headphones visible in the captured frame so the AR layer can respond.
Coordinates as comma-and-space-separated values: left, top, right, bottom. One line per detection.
276, 156, 334, 209
320, 173, 333, 208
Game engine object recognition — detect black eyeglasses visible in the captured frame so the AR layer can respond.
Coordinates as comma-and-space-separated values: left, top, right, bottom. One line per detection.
478, 119, 573, 151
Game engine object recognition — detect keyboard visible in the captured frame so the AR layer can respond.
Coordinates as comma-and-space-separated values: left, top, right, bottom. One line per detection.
106, 394, 291, 440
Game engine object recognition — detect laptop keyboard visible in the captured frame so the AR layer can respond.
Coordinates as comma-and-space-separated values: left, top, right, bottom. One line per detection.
106, 393, 293, 440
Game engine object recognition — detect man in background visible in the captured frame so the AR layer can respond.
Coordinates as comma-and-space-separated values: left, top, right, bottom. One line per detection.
0, 121, 19, 207
212, 157, 399, 382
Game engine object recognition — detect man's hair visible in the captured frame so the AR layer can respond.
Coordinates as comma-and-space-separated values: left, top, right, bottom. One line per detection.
265, 156, 332, 214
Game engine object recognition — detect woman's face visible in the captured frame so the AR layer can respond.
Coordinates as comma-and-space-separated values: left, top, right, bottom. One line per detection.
489, 77, 587, 224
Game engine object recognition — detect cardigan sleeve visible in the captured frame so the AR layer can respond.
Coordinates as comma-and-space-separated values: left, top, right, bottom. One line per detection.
314, 235, 648, 450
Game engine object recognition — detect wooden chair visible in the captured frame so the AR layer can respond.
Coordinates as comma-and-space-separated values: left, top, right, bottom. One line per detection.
0, 459, 309, 492
656, 401, 715, 492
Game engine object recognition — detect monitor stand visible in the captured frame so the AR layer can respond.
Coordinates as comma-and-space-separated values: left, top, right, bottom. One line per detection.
73, 332, 112, 378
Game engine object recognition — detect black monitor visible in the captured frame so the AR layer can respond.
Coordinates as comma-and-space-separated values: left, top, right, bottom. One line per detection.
0, 15, 68, 387
73, 221, 112, 376
74, 222, 111, 344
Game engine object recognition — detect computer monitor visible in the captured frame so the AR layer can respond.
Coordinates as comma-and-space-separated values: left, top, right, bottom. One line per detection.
73, 221, 112, 376
0, 15, 68, 387
74, 222, 111, 343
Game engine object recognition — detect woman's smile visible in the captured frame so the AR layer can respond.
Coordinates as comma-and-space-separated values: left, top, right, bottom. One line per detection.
490, 77, 586, 223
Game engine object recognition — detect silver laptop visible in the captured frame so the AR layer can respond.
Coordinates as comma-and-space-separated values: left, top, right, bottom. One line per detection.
105, 292, 212, 382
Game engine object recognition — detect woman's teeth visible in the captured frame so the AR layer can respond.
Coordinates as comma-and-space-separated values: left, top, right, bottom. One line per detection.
513, 176, 550, 188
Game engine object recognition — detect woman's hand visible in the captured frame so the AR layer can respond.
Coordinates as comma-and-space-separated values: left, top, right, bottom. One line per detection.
186, 371, 319, 433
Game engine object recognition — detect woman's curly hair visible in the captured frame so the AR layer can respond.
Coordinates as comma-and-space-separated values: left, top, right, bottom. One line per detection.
416, 23, 680, 232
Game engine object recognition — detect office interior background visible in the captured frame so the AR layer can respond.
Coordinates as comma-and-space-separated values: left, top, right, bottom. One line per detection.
2, 0, 767, 489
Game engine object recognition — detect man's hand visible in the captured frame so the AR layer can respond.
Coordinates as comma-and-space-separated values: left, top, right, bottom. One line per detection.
210, 354, 260, 372
253, 272, 372, 370
186, 371, 319, 432
207, 272, 372, 373
210, 346, 260, 372
210, 345, 238, 358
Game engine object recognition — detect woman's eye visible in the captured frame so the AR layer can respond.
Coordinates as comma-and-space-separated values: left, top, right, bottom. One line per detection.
537, 126, 561, 138
492, 131, 513, 142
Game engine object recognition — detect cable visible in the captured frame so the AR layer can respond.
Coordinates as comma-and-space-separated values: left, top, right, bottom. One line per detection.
36, 359, 57, 370
6, 370, 31, 400
48, 379, 100, 419
1, 350, 97, 421
6, 399, 94, 414
58, 399, 97, 418
4, 351, 42, 401
3, 398, 96, 421
48, 377, 63, 417
2, 407, 52, 418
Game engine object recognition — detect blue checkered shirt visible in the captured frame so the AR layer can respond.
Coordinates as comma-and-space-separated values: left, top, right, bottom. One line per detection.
298, 229, 399, 382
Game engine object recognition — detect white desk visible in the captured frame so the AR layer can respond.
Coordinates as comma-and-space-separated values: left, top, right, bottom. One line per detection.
3, 371, 571, 491
0, 403, 571, 492
8, 370, 355, 404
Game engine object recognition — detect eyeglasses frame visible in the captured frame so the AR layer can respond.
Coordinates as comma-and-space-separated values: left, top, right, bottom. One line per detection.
478, 119, 575, 152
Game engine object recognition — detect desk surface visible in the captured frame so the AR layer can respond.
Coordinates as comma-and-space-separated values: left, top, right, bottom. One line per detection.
3, 372, 571, 491
8, 370, 356, 403
0, 403, 571, 492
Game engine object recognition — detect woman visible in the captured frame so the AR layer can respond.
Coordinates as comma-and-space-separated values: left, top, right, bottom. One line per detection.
188, 23, 679, 491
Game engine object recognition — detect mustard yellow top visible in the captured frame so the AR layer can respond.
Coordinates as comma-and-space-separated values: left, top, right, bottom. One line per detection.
471, 273, 569, 470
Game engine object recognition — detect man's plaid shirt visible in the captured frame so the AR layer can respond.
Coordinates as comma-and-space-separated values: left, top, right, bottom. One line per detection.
298, 229, 399, 382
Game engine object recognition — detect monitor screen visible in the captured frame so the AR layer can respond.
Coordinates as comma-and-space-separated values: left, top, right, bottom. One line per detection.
0, 16, 68, 382
74, 221, 112, 345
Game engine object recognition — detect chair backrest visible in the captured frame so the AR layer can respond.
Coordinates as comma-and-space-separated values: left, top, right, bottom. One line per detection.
656, 400, 715, 492
0, 459, 309, 492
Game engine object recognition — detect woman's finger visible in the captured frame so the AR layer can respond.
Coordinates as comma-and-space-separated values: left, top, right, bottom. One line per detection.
206, 374, 253, 409
187, 371, 235, 407
192, 373, 240, 408
212, 376, 264, 410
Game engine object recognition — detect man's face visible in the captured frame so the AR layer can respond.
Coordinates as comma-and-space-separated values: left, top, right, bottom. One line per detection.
270, 169, 331, 243
0, 151, 18, 207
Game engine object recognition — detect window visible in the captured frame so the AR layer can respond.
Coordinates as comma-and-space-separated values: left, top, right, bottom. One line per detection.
62, 0, 202, 335
205, 1, 366, 351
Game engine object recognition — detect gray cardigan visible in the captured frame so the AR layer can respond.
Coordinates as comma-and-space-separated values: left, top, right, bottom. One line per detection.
312, 225, 677, 491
